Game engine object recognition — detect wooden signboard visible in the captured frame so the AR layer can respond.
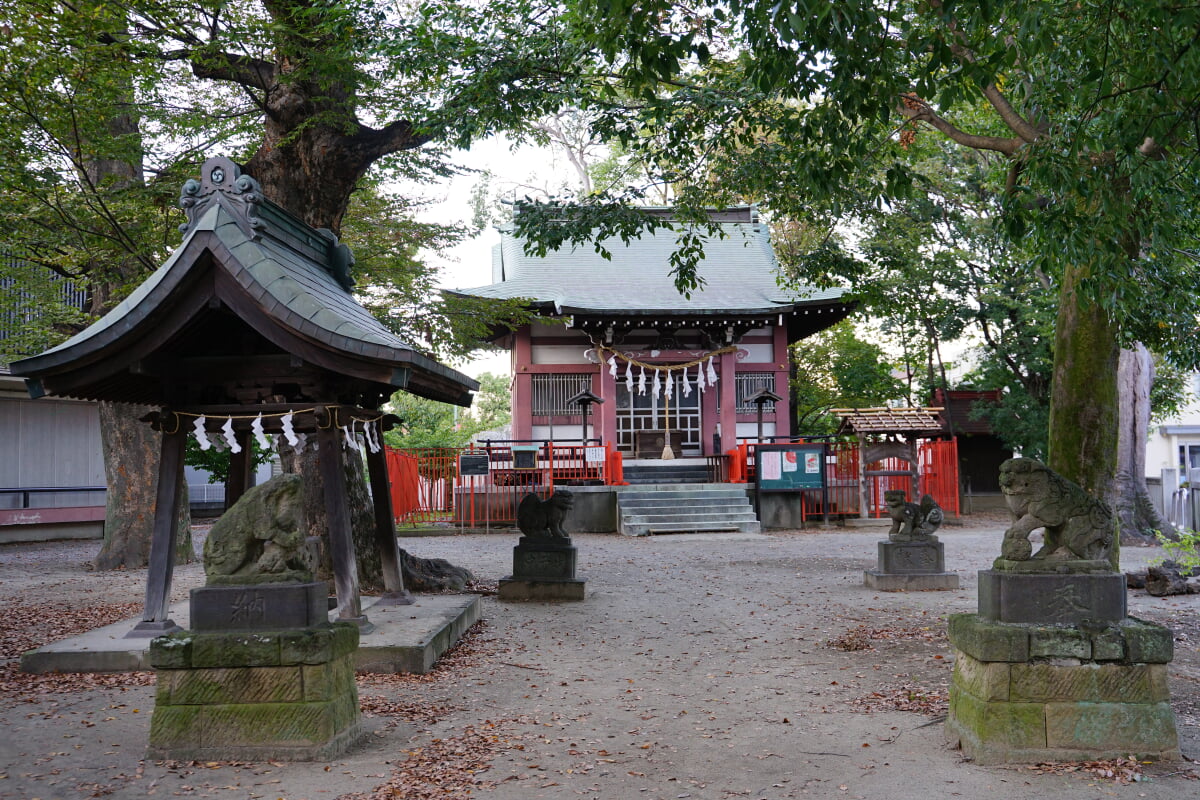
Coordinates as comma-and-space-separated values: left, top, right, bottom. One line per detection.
755, 444, 826, 492
459, 453, 490, 476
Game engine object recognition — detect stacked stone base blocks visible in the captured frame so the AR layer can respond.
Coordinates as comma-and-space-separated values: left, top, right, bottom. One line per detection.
148, 582, 362, 761
947, 573, 1180, 764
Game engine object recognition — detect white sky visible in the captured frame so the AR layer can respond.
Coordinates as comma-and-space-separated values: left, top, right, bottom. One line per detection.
410, 135, 585, 380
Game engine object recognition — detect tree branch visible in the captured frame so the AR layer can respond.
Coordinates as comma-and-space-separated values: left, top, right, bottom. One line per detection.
357, 118, 433, 160
980, 83, 1044, 144
898, 95, 1024, 155
187, 51, 276, 92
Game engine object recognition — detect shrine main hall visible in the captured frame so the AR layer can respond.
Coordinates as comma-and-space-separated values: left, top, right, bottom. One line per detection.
451, 206, 854, 457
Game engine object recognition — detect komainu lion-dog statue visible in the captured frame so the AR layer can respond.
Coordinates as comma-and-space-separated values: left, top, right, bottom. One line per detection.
997, 457, 1115, 568
517, 490, 574, 540
884, 490, 944, 540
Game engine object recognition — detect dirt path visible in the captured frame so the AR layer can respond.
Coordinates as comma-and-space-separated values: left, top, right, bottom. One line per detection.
0, 520, 1197, 800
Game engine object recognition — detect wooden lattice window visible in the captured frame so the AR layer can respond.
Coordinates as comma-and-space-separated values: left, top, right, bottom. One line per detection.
531, 374, 592, 416
735, 372, 776, 414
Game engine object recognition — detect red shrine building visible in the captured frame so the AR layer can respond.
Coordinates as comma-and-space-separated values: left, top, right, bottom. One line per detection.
452, 207, 854, 458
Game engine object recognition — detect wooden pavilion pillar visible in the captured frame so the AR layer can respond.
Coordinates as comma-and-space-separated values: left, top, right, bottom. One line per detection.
316, 418, 370, 630
365, 438, 413, 605
128, 418, 186, 637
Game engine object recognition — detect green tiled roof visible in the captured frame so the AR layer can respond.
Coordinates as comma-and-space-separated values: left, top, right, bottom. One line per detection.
12, 157, 477, 405
455, 218, 845, 315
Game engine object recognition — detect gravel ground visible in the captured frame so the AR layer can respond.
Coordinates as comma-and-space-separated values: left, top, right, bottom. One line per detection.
0, 517, 1198, 800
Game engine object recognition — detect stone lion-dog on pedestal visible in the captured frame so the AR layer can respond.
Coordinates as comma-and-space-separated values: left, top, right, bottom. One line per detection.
997, 457, 1114, 568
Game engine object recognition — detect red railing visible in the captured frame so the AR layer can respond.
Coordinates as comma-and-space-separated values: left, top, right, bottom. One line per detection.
385, 442, 624, 527
386, 437, 957, 527
385, 447, 462, 524
919, 437, 960, 517
737, 437, 958, 521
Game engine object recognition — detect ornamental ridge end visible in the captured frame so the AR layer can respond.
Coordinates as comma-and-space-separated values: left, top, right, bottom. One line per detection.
179, 156, 264, 236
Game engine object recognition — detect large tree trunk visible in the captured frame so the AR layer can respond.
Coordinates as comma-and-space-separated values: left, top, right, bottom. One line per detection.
1116, 345, 1172, 544
94, 402, 193, 569
1046, 261, 1121, 499
86, 53, 195, 569
1046, 261, 1121, 568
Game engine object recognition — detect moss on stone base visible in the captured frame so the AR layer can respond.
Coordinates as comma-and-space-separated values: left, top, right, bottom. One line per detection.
947, 647, 1180, 765
149, 624, 362, 762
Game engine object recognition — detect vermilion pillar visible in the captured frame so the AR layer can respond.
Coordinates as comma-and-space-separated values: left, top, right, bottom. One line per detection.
719, 349, 738, 452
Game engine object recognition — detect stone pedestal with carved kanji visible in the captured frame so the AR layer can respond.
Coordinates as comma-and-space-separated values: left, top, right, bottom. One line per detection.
498, 536, 586, 602
863, 538, 960, 591
945, 457, 1180, 764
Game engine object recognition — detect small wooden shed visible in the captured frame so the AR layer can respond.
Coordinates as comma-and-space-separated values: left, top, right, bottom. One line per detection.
9, 156, 478, 634
833, 407, 954, 516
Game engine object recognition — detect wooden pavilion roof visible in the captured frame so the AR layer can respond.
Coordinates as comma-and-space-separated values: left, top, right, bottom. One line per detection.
832, 407, 946, 437
9, 157, 477, 409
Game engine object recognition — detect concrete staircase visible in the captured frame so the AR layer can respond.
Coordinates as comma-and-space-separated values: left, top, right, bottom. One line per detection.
617, 484, 761, 536
622, 462, 711, 485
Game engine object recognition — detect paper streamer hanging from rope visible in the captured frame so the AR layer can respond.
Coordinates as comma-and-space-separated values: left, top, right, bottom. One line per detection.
664, 369, 673, 399
682, 366, 692, 396
251, 414, 271, 450
638, 366, 647, 395
363, 420, 380, 454
625, 362, 634, 393
707, 358, 718, 385
652, 369, 661, 398
192, 415, 211, 450
281, 410, 299, 446
222, 417, 242, 453
342, 423, 361, 452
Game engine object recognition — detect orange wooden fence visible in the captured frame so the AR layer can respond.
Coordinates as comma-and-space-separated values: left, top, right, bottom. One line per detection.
385, 442, 624, 527
732, 437, 960, 521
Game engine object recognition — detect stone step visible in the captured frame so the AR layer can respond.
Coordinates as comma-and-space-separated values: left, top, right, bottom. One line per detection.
622, 519, 763, 536
620, 510, 760, 526
617, 482, 760, 537
622, 465, 712, 485
618, 486, 749, 500
618, 499, 754, 511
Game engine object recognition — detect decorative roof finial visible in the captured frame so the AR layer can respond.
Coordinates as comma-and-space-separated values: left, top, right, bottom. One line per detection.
179, 156, 263, 235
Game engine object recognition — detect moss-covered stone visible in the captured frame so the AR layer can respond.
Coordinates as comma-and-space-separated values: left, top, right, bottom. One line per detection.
191, 631, 282, 668
301, 654, 355, 702
1090, 627, 1126, 661
1122, 617, 1174, 663
168, 666, 304, 705
279, 627, 335, 665
148, 705, 202, 749
948, 613, 1029, 662
952, 652, 1010, 701
148, 632, 195, 669
1028, 626, 1091, 660
1044, 701, 1179, 752
949, 683, 1046, 750
201, 701, 338, 746
330, 622, 359, 659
